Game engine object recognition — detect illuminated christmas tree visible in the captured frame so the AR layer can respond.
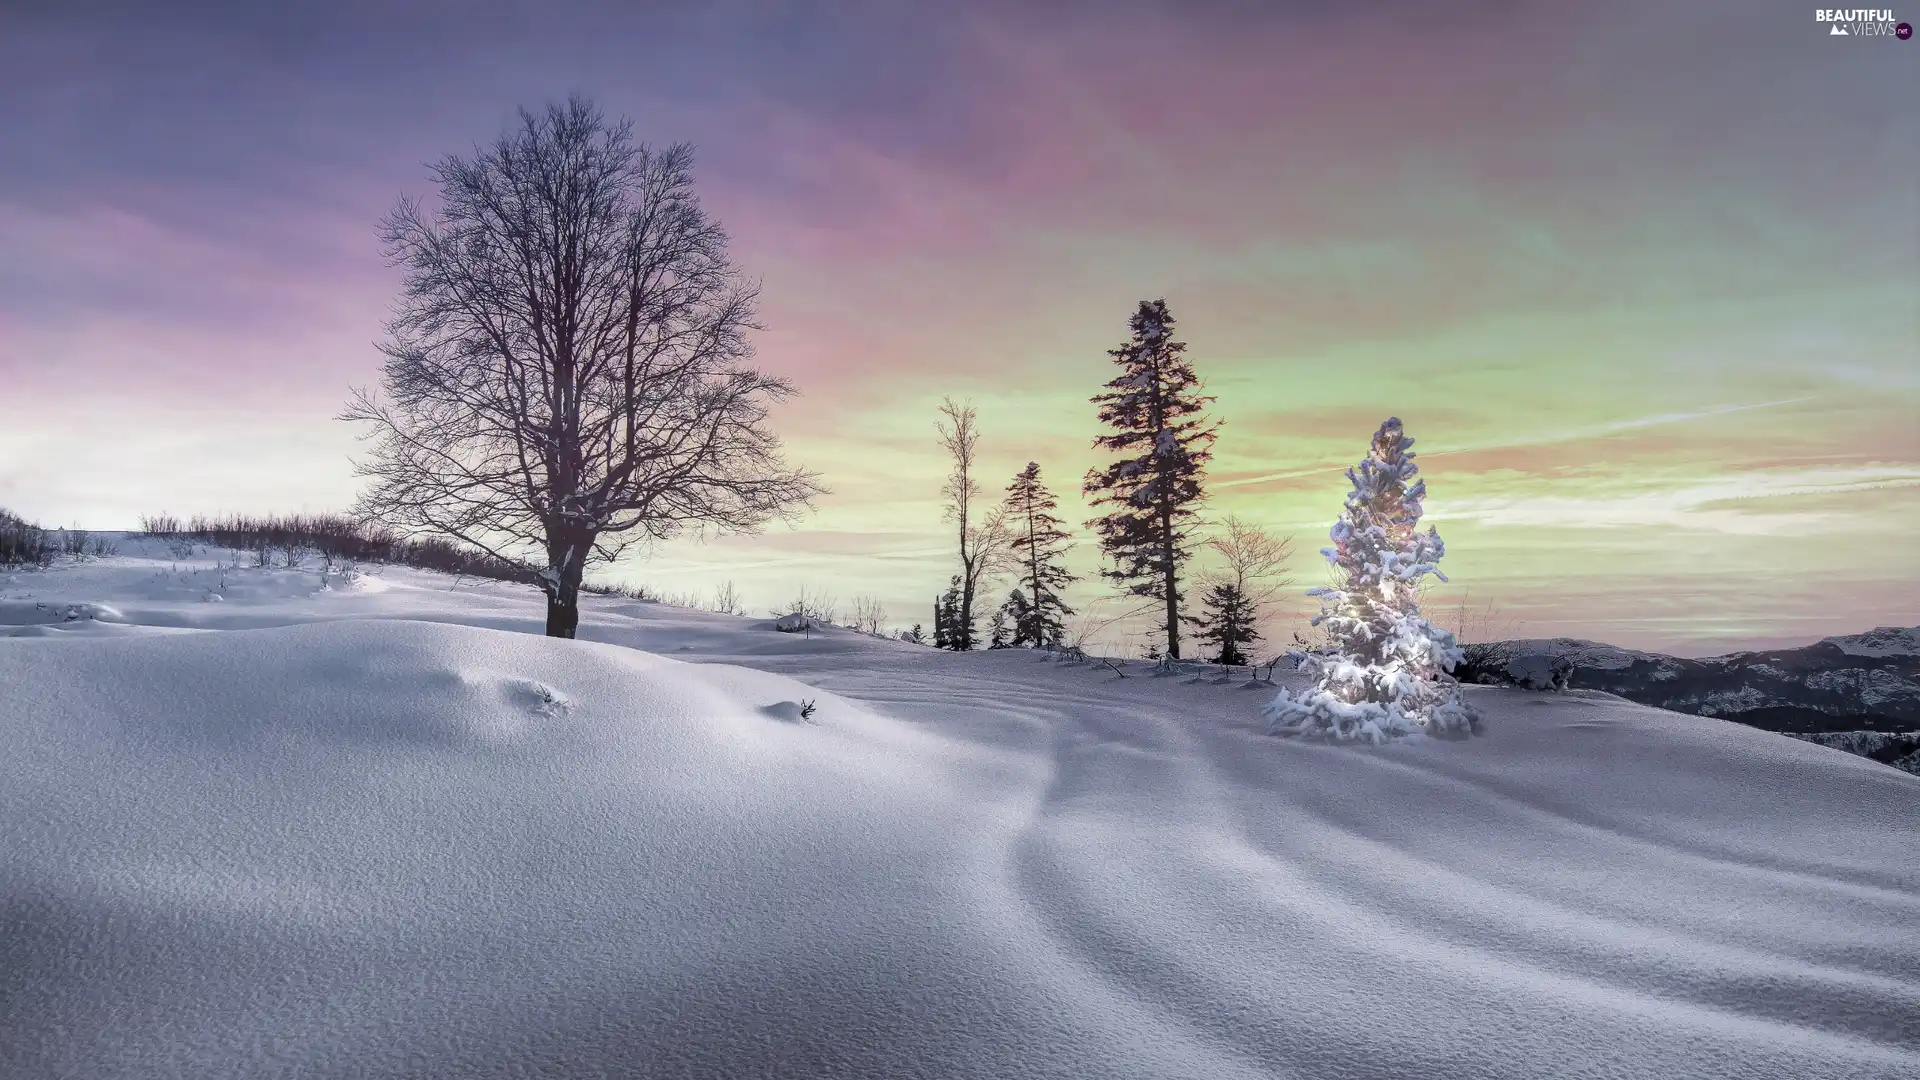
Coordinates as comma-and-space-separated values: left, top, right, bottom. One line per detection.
1266, 417, 1478, 743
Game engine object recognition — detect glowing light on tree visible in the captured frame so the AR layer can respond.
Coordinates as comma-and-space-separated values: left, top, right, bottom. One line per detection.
1267, 417, 1478, 743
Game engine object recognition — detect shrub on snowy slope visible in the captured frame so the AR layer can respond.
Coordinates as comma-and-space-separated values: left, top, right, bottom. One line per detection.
0, 508, 55, 568
140, 511, 540, 581
1267, 417, 1478, 743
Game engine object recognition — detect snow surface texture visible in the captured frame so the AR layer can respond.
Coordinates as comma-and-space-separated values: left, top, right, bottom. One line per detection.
2, 538, 1919, 1080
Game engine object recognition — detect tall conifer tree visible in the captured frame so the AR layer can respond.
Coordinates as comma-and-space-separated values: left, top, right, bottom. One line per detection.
1083, 300, 1217, 660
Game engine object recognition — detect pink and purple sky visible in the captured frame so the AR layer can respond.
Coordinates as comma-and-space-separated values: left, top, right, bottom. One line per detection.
1, 1, 1914, 655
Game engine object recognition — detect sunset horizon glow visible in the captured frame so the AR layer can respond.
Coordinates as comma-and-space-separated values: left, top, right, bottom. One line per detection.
2, 1, 1914, 658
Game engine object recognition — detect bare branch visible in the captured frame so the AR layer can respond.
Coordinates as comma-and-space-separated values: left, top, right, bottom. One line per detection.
849, 595, 889, 636
1201, 514, 1295, 605
341, 96, 824, 637
934, 397, 1009, 649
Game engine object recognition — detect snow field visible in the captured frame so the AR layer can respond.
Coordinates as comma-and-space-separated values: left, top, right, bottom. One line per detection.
1, 540, 1916, 1079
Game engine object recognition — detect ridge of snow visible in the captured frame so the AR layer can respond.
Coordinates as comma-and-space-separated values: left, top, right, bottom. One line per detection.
1472, 636, 1670, 670
1823, 626, 1920, 658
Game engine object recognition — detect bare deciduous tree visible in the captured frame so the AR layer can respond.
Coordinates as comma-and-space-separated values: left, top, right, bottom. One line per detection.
935, 397, 1009, 650
709, 579, 745, 617
779, 585, 837, 627
138, 513, 182, 537
1202, 514, 1294, 618
1444, 587, 1518, 646
849, 594, 888, 636
1059, 593, 1158, 656
342, 97, 822, 638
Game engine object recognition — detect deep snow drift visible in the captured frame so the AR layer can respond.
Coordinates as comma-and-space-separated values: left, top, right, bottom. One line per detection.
2, 540, 1918, 1079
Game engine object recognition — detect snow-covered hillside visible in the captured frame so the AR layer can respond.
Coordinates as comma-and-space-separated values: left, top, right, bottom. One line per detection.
1457, 631, 1920, 741
3, 539, 1918, 1079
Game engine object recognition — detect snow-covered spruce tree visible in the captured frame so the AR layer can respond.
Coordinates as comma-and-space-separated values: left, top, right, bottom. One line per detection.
1266, 417, 1478, 743
1003, 462, 1076, 647
1083, 300, 1218, 660
1196, 581, 1260, 666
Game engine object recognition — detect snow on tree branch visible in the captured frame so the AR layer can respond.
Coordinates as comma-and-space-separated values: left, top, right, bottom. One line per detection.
1266, 417, 1479, 743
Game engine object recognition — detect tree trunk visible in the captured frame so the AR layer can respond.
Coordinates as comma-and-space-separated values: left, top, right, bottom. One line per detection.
1161, 508, 1181, 660
545, 579, 581, 638
958, 569, 975, 651
1026, 515, 1043, 632
544, 542, 586, 639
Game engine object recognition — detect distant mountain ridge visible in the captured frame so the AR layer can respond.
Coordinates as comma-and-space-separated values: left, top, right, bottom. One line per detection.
1456, 626, 1920, 735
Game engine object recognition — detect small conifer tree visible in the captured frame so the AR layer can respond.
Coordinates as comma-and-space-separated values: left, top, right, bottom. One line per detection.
987, 604, 1012, 649
1196, 581, 1260, 666
998, 588, 1036, 646
934, 575, 968, 651
1266, 417, 1477, 743
1003, 462, 1077, 647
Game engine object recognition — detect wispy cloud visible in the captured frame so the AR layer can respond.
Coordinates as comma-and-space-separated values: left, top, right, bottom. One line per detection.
1416, 398, 1817, 463
1430, 465, 1920, 533
1574, 399, 1814, 437
1214, 399, 1814, 491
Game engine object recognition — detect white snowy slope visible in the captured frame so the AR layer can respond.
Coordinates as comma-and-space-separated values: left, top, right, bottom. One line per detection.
2, 539, 1918, 1080
1826, 626, 1920, 659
